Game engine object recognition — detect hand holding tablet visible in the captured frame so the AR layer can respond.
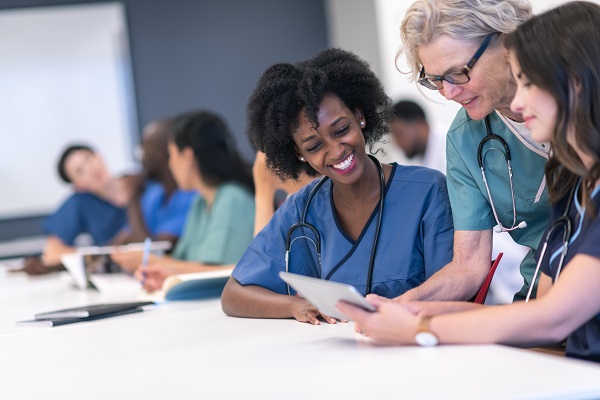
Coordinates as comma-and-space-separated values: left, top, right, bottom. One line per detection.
279, 272, 377, 321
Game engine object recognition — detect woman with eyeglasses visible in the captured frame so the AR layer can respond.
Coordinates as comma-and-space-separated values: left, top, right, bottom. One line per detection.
391, 0, 551, 304
221, 48, 454, 325
339, 1, 600, 362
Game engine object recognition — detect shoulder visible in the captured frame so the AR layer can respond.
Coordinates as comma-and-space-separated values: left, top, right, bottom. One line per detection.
60, 192, 109, 209
217, 182, 254, 203
389, 164, 446, 189
388, 164, 449, 204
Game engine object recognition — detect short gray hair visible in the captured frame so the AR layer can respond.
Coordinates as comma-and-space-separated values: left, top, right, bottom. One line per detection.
398, 0, 532, 81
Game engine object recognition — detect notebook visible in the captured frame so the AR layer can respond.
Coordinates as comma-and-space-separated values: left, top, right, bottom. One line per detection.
16, 301, 154, 327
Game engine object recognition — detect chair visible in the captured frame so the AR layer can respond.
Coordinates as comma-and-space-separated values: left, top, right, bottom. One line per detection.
473, 253, 504, 304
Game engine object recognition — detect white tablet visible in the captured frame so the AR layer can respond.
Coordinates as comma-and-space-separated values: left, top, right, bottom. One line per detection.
279, 272, 376, 321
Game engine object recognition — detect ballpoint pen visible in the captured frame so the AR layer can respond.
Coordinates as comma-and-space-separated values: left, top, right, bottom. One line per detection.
141, 237, 151, 287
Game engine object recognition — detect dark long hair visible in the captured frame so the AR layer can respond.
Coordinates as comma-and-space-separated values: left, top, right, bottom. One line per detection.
505, 1, 600, 216
171, 110, 254, 193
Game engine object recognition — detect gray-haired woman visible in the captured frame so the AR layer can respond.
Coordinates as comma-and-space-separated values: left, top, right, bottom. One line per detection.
396, 0, 550, 302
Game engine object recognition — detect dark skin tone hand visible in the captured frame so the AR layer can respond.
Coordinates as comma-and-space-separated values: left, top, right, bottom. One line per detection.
12, 256, 65, 275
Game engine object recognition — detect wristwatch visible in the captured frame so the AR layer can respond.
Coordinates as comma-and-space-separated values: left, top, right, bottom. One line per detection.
415, 316, 439, 347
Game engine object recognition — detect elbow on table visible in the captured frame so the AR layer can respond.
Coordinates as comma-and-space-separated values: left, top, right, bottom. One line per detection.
220, 276, 242, 317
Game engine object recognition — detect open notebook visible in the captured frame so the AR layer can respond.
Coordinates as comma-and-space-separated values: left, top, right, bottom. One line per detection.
144, 268, 233, 301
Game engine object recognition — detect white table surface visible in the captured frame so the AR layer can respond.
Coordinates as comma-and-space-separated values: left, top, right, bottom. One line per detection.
1, 264, 600, 400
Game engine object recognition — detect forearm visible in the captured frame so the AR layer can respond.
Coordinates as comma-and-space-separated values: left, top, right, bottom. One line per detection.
162, 257, 234, 275
431, 300, 564, 347
402, 230, 493, 301
126, 196, 151, 242
221, 277, 300, 318
254, 190, 276, 236
42, 236, 76, 265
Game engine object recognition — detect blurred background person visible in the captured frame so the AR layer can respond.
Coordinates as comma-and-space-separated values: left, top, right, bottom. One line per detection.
128, 110, 255, 292
386, 100, 446, 174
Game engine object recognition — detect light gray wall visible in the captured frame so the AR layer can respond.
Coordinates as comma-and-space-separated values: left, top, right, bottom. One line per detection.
0, 0, 329, 240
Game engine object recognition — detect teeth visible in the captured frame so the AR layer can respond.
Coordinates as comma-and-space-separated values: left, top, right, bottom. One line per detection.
332, 152, 354, 170
461, 99, 473, 105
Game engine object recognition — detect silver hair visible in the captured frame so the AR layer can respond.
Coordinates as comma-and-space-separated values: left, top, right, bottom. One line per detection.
398, 0, 532, 81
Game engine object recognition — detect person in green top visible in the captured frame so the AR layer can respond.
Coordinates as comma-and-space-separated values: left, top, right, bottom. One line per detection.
394, 0, 550, 302
137, 110, 255, 291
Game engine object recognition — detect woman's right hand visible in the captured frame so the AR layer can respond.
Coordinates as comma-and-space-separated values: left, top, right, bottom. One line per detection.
289, 296, 338, 325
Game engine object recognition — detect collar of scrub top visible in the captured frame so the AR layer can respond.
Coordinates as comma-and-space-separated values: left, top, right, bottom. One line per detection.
479, 115, 528, 233
525, 180, 581, 302
284, 154, 385, 296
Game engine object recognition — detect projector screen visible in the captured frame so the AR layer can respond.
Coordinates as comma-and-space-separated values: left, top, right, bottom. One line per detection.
0, 2, 138, 220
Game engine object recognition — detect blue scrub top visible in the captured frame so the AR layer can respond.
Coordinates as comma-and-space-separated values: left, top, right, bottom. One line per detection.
233, 163, 454, 298
538, 183, 600, 362
139, 182, 196, 237
44, 193, 127, 246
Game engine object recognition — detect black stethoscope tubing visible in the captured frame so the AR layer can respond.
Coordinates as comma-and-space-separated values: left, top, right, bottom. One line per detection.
284, 154, 385, 295
525, 182, 576, 301
479, 115, 526, 233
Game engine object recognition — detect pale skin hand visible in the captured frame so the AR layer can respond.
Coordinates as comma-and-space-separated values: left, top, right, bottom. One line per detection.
132, 257, 235, 292
398, 230, 493, 302
221, 277, 339, 325
339, 255, 600, 347
42, 235, 76, 266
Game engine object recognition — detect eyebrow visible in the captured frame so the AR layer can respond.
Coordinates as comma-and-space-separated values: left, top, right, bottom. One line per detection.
300, 134, 317, 145
329, 116, 345, 127
299, 116, 348, 144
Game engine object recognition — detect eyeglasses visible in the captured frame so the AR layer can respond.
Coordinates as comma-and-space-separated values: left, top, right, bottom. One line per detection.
418, 33, 496, 91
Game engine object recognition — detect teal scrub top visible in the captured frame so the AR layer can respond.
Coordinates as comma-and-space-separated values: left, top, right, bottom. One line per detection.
446, 109, 551, 300
173, 182, 255, 265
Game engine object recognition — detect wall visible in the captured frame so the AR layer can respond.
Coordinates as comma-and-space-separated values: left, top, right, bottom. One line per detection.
0, 0, 329, 240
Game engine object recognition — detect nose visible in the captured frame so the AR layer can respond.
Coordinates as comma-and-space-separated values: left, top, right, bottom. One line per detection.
325, 137, 345, 161
510, 87, 524, 115
440, 81, 462, 101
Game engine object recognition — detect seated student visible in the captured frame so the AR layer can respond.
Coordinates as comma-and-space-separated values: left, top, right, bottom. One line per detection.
252, 151, 317, 235
110, 119, 196, 272
38, 144, 131, 270
221, 48, 454, 325
133, 110, 255, 291
338, 2, 600, 362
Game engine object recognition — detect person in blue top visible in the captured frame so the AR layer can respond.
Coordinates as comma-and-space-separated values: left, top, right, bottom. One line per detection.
221, 48, 454, 325
395, 0, 550, 303
339, 1, 600, 362
110, 119, 196, 272
135, 111, 255, 292
41, 144, 130, 268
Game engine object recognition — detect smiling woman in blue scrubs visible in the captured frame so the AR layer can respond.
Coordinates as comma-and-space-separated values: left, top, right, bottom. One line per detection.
221, 48, 454, 325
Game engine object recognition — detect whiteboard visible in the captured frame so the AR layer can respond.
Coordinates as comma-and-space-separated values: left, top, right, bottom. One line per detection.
0, 3, 138, 219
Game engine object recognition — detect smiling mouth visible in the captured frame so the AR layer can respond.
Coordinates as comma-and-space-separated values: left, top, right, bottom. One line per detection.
330, 151, 355, 171
460, 97, 475, 105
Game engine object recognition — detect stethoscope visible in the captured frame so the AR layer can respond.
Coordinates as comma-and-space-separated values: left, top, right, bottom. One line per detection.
479, 115, 528, 233
525, 181, 578, 302
284, 154, 385, 296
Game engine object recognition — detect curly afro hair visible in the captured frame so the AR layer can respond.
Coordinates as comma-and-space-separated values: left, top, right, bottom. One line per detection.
247, 48, 391, 180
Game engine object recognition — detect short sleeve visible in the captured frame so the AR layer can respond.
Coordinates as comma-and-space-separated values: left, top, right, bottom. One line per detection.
43, 195, 85, 245
420, 173, 455, 278
446, 134, 495, 230
232, 193, 303, 294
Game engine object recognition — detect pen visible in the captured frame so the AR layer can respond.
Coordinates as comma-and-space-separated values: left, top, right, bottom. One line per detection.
141, 237, 151, 287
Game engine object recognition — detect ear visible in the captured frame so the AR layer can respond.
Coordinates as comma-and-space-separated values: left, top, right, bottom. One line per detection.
182, 147, 196, 167
354, 108, 366, 129
293, 144, 306, 162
